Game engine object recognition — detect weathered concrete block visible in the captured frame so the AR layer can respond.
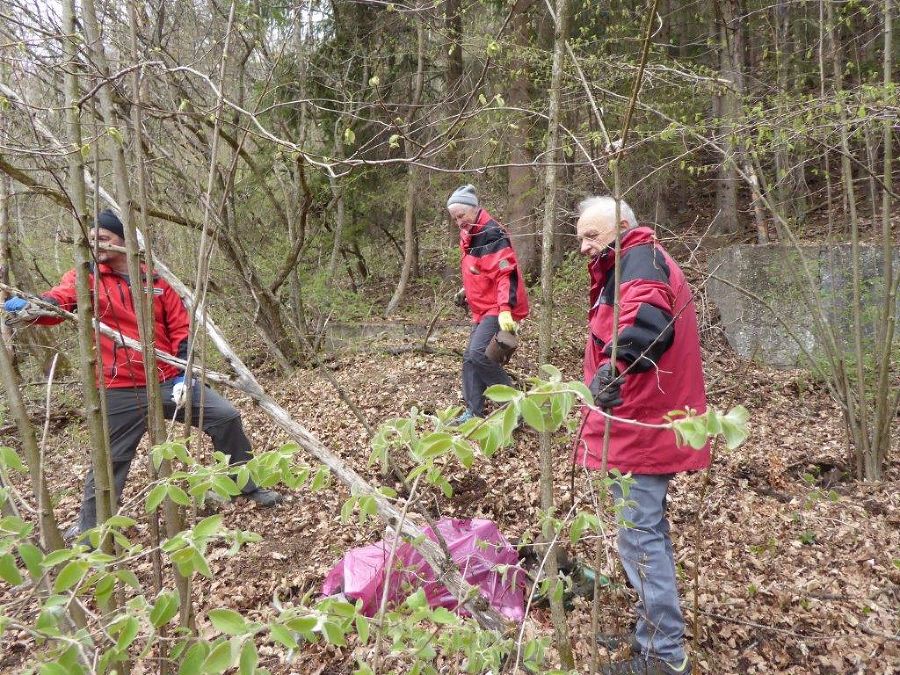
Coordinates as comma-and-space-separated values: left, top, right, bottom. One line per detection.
707, 244, 899, 368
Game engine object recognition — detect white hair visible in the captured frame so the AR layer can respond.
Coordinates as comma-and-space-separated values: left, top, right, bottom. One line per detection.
577, 196, 638, 228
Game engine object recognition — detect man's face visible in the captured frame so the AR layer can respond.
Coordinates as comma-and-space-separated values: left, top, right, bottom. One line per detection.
576, 212, 621, 257
448, 204, 479, 229
89, 228, 126, 266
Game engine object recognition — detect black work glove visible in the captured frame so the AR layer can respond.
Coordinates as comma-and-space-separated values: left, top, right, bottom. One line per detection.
589, 362, 624, 409
453, 287, 468, 308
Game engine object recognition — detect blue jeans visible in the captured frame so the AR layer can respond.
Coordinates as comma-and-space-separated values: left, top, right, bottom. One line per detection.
611, 473, 686, 664
462, 315, 512, 416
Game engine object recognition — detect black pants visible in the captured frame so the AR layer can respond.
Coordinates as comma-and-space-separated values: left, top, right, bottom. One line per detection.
78, 379, 257, 531
462, 315, 513, 417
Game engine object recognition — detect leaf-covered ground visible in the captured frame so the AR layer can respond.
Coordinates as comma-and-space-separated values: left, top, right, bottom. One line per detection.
1, 282, 898, 674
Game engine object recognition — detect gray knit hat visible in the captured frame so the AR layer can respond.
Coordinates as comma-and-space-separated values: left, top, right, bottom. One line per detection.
447, 184, 479, 209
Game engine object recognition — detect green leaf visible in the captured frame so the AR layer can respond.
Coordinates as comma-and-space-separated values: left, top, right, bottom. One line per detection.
115, 615, 139, 651
418, 433, 453, 459
355, 615, 370, 644
202, 639, 234, 673
116, 569, 140, 589
430, 607, 459, 625
502, 402, 519, 439
340, 496, 357, 524
168, 485, 191, 506
520, 398, 547, 432
269, 623, 298, 649
194, 514, 223, 539
39, 664, 70, 675
284, 616, 317, 633
570, 381, 594, 404
239, 639, 258, 675
0, 446, 26, 472
0, 553, 23, 585
150, 591, 180, 628
209, 608, 249, 636
540, 364, 562, 382
193, 548, 213, 578
146, 484, 167, 512
18, 543, 43, 578
322, 620, 346, 646
484, 384, 519, 402
42, 548, 76, 567
310, 466, 330, 491
105, 515, 137, 530
452, 441, 475, 469
54, 560, 88, 592
343, 127, 356, 146
178, 642, 209, 675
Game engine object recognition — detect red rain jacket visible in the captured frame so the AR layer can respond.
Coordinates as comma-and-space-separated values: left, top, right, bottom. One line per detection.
459, 209, 529, 324
575, 227, 710, 474
36, 264, 189, 388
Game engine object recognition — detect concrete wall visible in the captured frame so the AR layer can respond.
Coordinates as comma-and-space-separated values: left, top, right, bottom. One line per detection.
707, 244, 899, 368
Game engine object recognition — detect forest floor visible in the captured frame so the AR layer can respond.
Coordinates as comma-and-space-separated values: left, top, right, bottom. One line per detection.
2, 254, 899, 674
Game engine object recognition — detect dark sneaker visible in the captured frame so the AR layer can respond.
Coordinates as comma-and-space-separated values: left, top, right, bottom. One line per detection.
245, 488, 284, 507
600, 654, 691, 675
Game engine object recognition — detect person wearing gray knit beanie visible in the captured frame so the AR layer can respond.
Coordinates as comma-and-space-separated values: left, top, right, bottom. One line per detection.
446, 184, 479, 209
446, 184, 530, 425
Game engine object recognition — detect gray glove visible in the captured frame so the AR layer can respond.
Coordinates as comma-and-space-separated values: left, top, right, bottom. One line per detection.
453, 287, 468, 308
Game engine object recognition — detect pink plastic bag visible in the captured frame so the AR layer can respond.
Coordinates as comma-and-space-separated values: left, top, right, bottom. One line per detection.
322, 518, 526, 622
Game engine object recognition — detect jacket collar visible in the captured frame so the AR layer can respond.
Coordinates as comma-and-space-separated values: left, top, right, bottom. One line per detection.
588, 226, 656, 280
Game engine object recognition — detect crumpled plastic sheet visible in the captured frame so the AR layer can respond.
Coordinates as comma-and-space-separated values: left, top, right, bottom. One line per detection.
322, 517, 526, 622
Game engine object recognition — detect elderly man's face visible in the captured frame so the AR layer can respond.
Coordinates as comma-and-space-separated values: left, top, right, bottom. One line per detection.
576, 211, 624, 257
89, 227, 127, 266
448, 204, 479, 229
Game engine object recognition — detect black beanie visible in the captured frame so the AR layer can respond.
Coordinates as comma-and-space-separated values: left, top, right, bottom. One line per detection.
97, 209, 125, 239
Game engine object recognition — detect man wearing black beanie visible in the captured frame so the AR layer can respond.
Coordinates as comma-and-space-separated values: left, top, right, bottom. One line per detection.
3, 209, 284, 542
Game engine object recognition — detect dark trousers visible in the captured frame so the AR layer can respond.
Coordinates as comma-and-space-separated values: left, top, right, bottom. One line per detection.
462, 315, 513, 417
78, 380, 257, 531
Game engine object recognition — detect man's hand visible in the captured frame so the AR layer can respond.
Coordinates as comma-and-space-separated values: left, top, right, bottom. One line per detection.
171, 376, 191, 407
453, 287, 468, 308
3, 297, 28, 313
589, 362, 624, 410
498, 310, 517, 333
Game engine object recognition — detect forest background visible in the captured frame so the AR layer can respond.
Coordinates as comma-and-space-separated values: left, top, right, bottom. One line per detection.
0, 0, 897, 673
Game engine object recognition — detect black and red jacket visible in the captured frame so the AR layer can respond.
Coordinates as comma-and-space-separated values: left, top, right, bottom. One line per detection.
459, 209, 529, 323
576, 226, 710, 474
36, 264, 189, 388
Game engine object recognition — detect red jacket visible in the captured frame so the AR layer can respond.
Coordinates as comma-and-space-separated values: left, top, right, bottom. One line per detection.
460, 209, 529, 323
36, 264, 189, 388
575, 227, 710, 474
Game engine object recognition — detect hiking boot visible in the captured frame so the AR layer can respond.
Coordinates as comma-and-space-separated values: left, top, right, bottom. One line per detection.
245, 488, 284, 507
600, 654, 691, 675
451, 410, 477, 425
63, 524, 82, 543
596, 632, 641, 653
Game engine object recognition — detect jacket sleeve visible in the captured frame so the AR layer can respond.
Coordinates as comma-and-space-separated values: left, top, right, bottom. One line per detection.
34, 269, 79, 326
603, 245, 676, 372
161, 281, 190, 359
483, 230, 521, 313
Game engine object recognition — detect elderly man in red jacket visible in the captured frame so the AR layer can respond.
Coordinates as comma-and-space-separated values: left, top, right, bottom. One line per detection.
3, 210, 283, 541
575, 196, 708, 675
446, 185, 529, 424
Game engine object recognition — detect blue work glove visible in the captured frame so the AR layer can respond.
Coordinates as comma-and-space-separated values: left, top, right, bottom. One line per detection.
3, 297, 28, 313
589, 362, 624, 410
171, 375, 192, 407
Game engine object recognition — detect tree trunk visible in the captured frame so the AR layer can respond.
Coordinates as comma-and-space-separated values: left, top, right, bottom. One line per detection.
711, 0, 742, 236
64, 0, 117, 542
506, 0, 538, 275
537, 0, 574, 667
385, 13, 426, 316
